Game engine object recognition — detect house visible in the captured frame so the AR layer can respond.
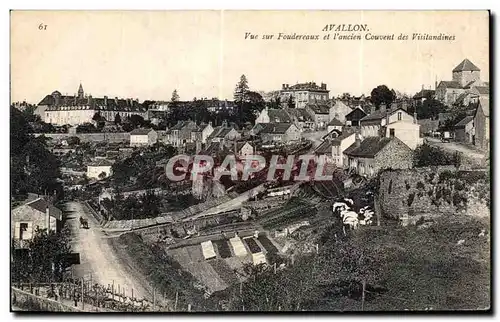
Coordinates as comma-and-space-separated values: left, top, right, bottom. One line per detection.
454, 116, 475, 144
345, 106, 367, 127
259, 123, 301, 144
130, 128, 158, 147
314, 132, 356, 166
279, 82, 330, 108
208, 126, 241, 144
12, 198, 63, 249
284, 108, 315, 131
412, 88, 435, 104
87, 159, 113, 179
360, 105, 415, 138
435, 59, 488, 105
235, 142, 254, 157
327, 118, 343, 134
305, 103, 331, 130
165, 120, 198, 147
190, 123, 214, 144
329, 100, 352, 123
474, 97, 489, 150
343, 137, 413, 177
255, 107, 292, 124
383, 119, 423, 150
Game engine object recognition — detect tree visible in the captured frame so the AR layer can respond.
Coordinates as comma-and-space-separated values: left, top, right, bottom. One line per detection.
370, 85, 396, 108
171, 89, 180, 102
114, 113, 122, 125
234, 74, 249, 104
413, 143, 461, 167
98, 171, 107, 180
287, 95, 295, 109
11, 227, 73, 283
76, 122, 97, 133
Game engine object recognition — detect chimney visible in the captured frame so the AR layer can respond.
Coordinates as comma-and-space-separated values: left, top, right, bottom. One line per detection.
46, 206, 50, 232
104, 95, 108, 106
115, 97, 119, 105
421, 84, 424, 90
282, 84, 286, 90
88, 94, 92, 105
321, 83, 327, 90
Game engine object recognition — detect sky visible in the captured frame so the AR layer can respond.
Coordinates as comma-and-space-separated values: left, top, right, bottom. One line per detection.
11, 10, 489, 103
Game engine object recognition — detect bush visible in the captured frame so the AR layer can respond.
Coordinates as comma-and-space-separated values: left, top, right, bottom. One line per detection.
413, 144, 460, 167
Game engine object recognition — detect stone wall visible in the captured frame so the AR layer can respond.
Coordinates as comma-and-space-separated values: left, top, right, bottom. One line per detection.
374, 139, 414, 173
378, 166, 488, 221
35, 132, 130, 143
12, 287, 84, 312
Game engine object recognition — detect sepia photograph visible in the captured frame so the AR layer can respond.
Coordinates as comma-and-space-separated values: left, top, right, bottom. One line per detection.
9, 10, 491, 313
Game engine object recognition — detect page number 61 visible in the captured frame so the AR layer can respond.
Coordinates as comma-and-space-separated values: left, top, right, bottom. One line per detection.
38, 23, 47, 30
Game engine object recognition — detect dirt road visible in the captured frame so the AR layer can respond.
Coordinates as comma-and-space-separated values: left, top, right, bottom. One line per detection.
65, 201, 149, 300
426, 137, 486, 161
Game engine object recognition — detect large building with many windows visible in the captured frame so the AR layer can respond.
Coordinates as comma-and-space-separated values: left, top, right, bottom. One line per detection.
36, 83, 146, 126
279, 82, 330, 108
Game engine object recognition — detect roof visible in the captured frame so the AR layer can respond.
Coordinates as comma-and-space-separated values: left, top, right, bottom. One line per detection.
201, 240, 217, 260
478, 97, 489, 117
200, 142, 222, 155
209, 127, 237, 139
166, 121, 196, 133
314, 140, 333, 154
40, 94, 144, 112
236, 141, 252, 151
266, 109, 292, 122
260, 123, 295, 134
20, 198, 63, 221
130, 128, 154, 135
328, 118, 343, 126
330, 131, 356, 145
438, 81, 462, 89
306, 103, 330, 114
453, 59, 481, 72
88, 159, 114, 167
360, 107, 408, 122
282, 82, 329, 92
454, 116, 474, 128
343, 137, 393, 158
345, 106, 367, 119
473, 86, 490, 95
285, 108, 313, 121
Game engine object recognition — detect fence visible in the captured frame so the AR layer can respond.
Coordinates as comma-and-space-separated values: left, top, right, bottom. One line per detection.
11, 278, 171, 312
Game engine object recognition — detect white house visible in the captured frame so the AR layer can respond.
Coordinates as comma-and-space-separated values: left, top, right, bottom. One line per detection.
235, 142, 254, 157
314, 132, 356, 166
130, 128, 158, 147
87, 159, 113, 180
327, 118, 343, 134
384, 120, 422, 150
191, 123, 214, 144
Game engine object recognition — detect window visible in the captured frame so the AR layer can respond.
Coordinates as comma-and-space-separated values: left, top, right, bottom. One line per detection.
397, 112, 402, 121
390, 128, 395, 138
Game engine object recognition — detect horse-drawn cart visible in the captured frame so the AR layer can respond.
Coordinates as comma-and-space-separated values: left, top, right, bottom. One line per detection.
79, 216, 89, 229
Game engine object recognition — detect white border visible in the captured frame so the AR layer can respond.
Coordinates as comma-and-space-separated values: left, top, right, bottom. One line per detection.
2, 1, 498, 322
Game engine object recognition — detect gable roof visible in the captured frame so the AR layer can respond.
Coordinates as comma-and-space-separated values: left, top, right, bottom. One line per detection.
306, 103, 330, 114
360, 107, 409, 122
413, 89, 435, 100
345, 106, 368, 119
454, 116, 474, 128
260, 122, 295, 134
19, 198, 63, 221
267, 109, 292, 122
343, 137, 394, 158
438, 81, 462, 89
208, 126, 238, 139
285, 108, 313, 121
130, 128, 154, 135
328, 118, 343, 126
453, 59, 481, 72
314, 140, 333, 154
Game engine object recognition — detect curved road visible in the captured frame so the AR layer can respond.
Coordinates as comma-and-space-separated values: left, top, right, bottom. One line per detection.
65, 201, 149, 300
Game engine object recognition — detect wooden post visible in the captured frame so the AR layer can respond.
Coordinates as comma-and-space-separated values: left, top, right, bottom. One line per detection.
153, 288, 156, 310
375, 195, 381, 226
174, 291, 178, 311
112, 280, 114, 301
81, 278, 85, 310
131, 288, 134, 300
361, 279, 366, 311
188, 303, 191, 312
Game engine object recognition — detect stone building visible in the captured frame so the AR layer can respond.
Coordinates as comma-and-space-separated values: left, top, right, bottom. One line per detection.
279, 82, 329, 108
87, 159, 113, 179
454, 116, 475, 144
37, 83, 146, 125
259, 123, 301, 144
343, 137, 413, 177
435, 59, 488, 105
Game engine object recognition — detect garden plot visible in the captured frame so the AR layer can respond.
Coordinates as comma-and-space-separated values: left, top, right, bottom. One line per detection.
213, 239, 232, 259
243, 237, 262, 254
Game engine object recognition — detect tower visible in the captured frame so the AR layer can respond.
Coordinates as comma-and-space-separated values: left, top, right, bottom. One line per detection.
78, 83, 84, 99
452, 59, 481, 88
